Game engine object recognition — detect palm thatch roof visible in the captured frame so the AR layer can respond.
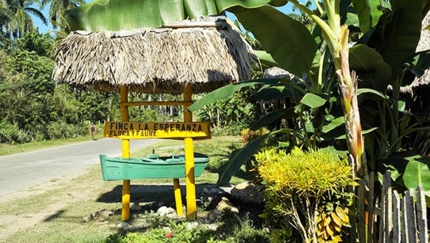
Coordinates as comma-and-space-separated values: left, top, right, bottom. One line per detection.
263, 66, 292, 79
52, 16, 258, 94
401, 11, 430, 94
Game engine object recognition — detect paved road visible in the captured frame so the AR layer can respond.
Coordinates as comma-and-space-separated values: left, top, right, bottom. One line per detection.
0, 138, 160, 203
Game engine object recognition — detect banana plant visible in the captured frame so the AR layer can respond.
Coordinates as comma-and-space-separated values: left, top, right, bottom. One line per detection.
195, 0, 430, 184
292, 0, 367, 176
226, 0, 376, 177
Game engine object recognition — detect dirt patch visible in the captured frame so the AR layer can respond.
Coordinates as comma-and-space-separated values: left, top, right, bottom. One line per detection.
0, 174, 78, 204
0, 173, 97, 242
0, 202, 68, 242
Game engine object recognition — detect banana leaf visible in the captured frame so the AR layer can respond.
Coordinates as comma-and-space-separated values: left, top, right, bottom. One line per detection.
230, 6, 318, 78
376, 0, 422, 75
382, 151, 430, 205
254, 50, 278, 68
357, 88, 389, 99
251, 82, 305, 101
336, 127, 378, 140
300, 93, 329, 109
349, 44, 391, 91
357, 88, 389, 103
401, 50, 430, 81
217, 128, 288, 186
249, 108, 290, 130
403, 157, 430, 199
66, 0, 272, 31
351, 0, 383, 33
188, 79, 283, 112
322, 116, 345, 133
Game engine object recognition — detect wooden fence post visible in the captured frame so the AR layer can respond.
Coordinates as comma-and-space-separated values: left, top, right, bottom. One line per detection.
368, 172, 375, 243
392, 190, 401, 243
358, 179, 366, 243
416, 185, 428, 243
404, 189, 418, 243
378, 172, 391, 243
385, 185, 393, 242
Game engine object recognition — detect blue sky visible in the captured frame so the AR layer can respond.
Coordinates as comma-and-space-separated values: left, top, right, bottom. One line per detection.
34, 3, 295, 33
34, 4, 51, 33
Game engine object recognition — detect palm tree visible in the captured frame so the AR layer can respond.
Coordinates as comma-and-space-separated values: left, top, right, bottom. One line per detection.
5, 0, 48, 38
288, 0, 316, 31
0, 1, 14, 43
40, 0, 84, 29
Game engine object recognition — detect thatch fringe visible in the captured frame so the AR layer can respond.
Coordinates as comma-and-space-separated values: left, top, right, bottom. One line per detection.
401, 11, 430, 95
53, 19, 258, 94
263, 66, 293, 79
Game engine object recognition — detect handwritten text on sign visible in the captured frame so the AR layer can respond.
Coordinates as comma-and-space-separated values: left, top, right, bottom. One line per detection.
104, 122, 211, 139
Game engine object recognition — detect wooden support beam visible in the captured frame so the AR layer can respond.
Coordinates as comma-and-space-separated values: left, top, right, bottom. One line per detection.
120, 85, 131, 221
183, 83, 197, 220
119, 101, 193, 107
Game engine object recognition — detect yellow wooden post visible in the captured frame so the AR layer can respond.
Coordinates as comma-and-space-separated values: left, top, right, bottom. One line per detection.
120, 85, 131, 221
173, 179, 183, 216
183, 84, 197, 219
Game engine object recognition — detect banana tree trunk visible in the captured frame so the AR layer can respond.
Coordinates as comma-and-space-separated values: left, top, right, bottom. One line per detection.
333, 26, 367, 177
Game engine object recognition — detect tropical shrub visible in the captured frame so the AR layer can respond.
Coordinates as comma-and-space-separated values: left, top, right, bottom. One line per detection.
240, 127, 269, 146
0, 121, 32, 144
195, 90, 260, 136
129, 107, 159, 122
256, 147, 355, 242
0, 31, 114, 143
46, 120, 88, 139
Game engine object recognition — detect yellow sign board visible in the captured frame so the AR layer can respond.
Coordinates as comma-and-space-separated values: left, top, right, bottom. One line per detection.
104, 122, 211, 139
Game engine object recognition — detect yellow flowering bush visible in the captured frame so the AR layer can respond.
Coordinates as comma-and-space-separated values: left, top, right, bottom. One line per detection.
256, 147, 356, 243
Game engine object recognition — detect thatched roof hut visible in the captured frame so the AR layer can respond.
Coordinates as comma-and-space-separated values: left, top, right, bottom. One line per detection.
52, 16, 258, 94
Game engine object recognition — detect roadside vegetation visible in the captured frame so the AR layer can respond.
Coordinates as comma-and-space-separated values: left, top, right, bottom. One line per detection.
0, 133, 104, 156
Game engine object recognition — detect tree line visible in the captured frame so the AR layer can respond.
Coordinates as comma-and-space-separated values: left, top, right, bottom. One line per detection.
0, 30, 116, 143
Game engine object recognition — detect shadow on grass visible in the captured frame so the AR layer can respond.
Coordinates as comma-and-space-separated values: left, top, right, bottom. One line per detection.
43, 209, 66, 222
96, 183, 218, 204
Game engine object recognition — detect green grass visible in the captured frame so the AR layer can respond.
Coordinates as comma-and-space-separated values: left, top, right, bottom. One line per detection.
0, 134, 104, 156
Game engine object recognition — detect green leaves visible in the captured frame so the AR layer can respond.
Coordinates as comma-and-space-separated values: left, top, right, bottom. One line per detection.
377, 0, 422, 71
401, 50, 430, 79
66, 0, 271, 31
188, 78, 283, 112
250, 109, 289, 130
300, 93, 328, 109
349, 44, 391, 91
352, 0, 383, 33
67, 0, 182, 31
217, 132, 273, 186
254, 50, 278, 68
231, 6, 318, 78
403, 158, 430, 198
322, 116, 345, 133
383, 151, 430, 199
